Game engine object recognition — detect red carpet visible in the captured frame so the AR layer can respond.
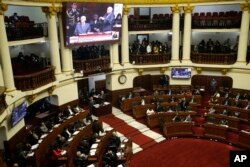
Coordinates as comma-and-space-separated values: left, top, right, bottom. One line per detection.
130, 138, 240, 167
100, 114, 157, 149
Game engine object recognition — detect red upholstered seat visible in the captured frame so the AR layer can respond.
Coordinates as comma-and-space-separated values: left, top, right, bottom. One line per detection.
227, 132, 239, 144
194, 116, 206, 126
192, 126, 205, 136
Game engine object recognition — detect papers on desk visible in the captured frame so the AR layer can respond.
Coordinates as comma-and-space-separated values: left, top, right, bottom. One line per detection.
67, 116, 73, 119
116, 152, 122, 157
123, 138, 128, 142
31, 144, 39, 150
103, 102, 110, 105
93, 104, 100, 108
61, 150, 67, 155
120, 144, 125, 148
89, 149, 97, 156
53, 124, 60, 128
241, 130, 250, 134
91, 143, 98, 149
73, 131, 80, 135
106, 127, 113, 131
41, 134, 47, 139
67, 137, 73, 142
99, 132, 106, 137
27, 152, 34, 157
38, 139, 43, 144
95, 139, 101, 142
87, 164, 95, 167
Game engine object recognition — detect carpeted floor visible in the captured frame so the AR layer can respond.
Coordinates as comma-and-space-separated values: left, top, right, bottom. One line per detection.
130, 138, 239, 167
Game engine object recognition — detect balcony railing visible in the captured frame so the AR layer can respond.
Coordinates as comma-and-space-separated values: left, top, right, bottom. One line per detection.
73, 56, 111, 75
130, 53, 171, 65
14, 66, 55, 91
191, 52, 237, 64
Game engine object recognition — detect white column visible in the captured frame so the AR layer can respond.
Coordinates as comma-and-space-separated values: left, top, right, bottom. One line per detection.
43, 6, 62, 75
0, 4, 16, 92
171, 5, 181, 62
237, 4, 250, 63
182, 6, 194, 63
121, 7, 130, 65
112, 43, 119, 65
58, 12, 73, 73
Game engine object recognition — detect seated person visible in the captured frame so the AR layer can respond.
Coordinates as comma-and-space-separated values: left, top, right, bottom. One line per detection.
184, 114, 192, 122
234, 99, 241, 108
169, 96, 175, 103
180, 97, 189, 111
213, 91, 220, 98
208, 106, 216, 114
189, 95, 195, 103
234, 112, 240, 118
155, 102, 164, 113
75, 151, 87, 167
245, 102, 250, 110
28, 130, 39, 145
103, 150, 117, 166
167, 106, 175, 113
61, 127, 72, 139
54, 112, 64, 124
39, 122, 49, 134
56, 134, 66, 147
220, 119, 228, 126
172, 113, 181, 122
89, 96, 96, 106
74, 105, 84, 113
235, 92, 241, 100
167, 89, 172, 95
107, 132, 121, 152
99, 90, 107, 101
223, 99, 230, 106
153, 90, 159, 96
63, 105, 74, 116
141, 98, 145, 106
222, 109, 228, 116
146, 108, 155, 115
209, 96, 218, 104
92, 120, 104, 136
51, 144, 66, 160
128, 92, 133, 99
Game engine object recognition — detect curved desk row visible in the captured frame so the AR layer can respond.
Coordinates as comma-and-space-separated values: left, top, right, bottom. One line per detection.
163, 122, 250, 149
28, 110, 89, 167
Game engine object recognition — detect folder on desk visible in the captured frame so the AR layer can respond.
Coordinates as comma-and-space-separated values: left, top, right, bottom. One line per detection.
91, 143, 98, 149
38, 139, 43, 144
41, 134, 47, 139
90, 149, 96, 156
27, 152, 34, 157
73, 131, 80, 135
61, 150, 67, 155
106, 127, 113, 131
120, 144, 125, 148
67, 137, 73, 142
31, 144, 39, 150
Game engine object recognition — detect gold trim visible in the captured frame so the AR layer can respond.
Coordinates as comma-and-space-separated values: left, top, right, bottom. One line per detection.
27, 94, 37, 103
138, 68, 144, 75
241, 3, 250, 11
160, 67, 167, 74
42, 4, 60, 17
183, 5, 194, 14
0, 2, 8, 15
171, 4, 181, 14
123, 5, 130, 16
196, 67, 202, 74
221, 68, 228, 75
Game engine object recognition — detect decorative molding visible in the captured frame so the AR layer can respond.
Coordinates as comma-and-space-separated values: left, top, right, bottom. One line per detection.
123, 5, 130, 16
241, 3, 250, 11
221, 68, 228, 75
138, 68, 144, 75
183, 5, 194, 14
48, 85, 56, 95
171, 4, 181, 14
27, 94, 37, 103
160, 67, 167, 74
196, 67, 202, 74
42, 4, 60, 17
0, 2, 8, 15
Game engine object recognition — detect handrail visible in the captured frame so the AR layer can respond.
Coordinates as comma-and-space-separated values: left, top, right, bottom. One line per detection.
14, 66, 55, 91
191, 51, 237, 64
130, 53, 171, 65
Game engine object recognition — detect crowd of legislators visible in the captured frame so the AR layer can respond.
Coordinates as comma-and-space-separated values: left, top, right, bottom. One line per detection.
129, 39, 170, 55
72, 45, 109, 60
196, 38, 238, 53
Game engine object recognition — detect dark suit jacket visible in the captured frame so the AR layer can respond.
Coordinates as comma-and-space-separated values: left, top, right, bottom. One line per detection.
101, 13, 115, 32
74, 23, 91, 35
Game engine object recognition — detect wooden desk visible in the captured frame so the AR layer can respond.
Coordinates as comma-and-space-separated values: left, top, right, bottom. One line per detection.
204, 123, 228, 141
163, 122, 194, 138
30, 110, 89, 167
92, 102, 112, 117
146, 111, 197, 128
120, 97, 141, 112
205, 113, 240, 131
117, 138, 133, 165
238, 131, 250, 149
132, 103, 156, 119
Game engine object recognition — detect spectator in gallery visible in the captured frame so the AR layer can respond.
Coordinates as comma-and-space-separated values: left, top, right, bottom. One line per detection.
115, 13, 122, 25
99, 6, 115, 32
146, 108, 155, 115
210, 78, 217, 93
66, 3, 81, 35
90, 14, 102, 33
10, 12, 20, 24
74, 16, 91, 35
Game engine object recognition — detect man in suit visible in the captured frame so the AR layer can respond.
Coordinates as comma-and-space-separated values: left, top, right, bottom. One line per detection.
74, 16, 91, 35
99, 6, 115, 32
90, 14, 102, 33
66, 3, 81, 36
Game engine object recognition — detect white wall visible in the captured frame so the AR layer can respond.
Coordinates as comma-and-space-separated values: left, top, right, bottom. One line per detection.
88, 74, 106, 92
5, 5, 47, 23
194, 4, 241, 13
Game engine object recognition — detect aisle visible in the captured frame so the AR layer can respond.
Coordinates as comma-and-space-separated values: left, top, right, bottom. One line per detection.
99, 107, 165, 154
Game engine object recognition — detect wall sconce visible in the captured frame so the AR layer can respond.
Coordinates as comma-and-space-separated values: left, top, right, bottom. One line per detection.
221, 69, 228, 75
160, 67, 167, 74
138, 68, 144, 75
196, 67, 202, 74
